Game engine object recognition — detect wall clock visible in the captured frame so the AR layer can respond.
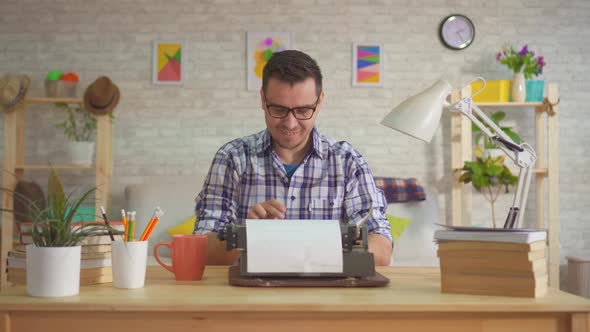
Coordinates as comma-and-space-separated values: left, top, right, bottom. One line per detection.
439, 14, 475, 50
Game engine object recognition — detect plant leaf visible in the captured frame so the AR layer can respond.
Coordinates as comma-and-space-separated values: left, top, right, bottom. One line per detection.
491, 111, 506, 124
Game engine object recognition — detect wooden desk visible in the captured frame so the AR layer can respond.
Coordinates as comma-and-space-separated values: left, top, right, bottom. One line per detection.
0, 266, 589, 332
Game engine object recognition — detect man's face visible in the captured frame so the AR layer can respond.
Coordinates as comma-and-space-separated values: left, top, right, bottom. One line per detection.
260, 77, 323, 152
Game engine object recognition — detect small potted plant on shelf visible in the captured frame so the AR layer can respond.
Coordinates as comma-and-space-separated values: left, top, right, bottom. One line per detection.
1, 169, 116, 297
496, 44, 546, 102
457, 146, 519, 229
55, 103, 97, 166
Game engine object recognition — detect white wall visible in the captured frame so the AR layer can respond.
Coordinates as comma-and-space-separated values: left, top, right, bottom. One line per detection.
1, 0, 589, 286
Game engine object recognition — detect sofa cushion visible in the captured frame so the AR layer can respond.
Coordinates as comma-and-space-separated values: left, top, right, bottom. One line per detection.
168, 216, 196, 235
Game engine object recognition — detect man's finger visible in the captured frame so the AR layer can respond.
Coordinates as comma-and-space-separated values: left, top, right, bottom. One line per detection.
252, 204, 268, 218
267, 199, 286, 213
247, 210, 258, 219
263, 204, 285, 219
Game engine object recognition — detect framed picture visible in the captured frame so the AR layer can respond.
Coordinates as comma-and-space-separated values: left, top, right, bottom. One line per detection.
352, 43, 384, 87
152, 40, 184, 85
247, 32, 293, 91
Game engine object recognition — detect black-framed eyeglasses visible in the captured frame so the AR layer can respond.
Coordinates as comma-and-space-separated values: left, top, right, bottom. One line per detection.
264, 95, 320, 120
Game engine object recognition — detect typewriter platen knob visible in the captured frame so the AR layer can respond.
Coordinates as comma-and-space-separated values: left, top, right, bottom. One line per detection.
217, 227, 227, 241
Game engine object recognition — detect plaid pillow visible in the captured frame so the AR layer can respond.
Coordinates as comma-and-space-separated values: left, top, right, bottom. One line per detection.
374, 177, 426, 203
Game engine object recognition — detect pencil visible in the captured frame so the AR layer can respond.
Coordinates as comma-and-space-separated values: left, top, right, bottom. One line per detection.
144, 209, 164, 241
100, 206, 115, 241
139, 207, 159, 241
130, 211, 136, 241
122, 209, 128, 241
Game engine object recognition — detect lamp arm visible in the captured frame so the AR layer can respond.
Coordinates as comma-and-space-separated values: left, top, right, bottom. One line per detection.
449, 97, 534, 167
448, 97, 537, 229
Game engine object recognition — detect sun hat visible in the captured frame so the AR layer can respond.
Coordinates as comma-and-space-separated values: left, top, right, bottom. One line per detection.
83, 76, 120, 115
0, 74, 31, 113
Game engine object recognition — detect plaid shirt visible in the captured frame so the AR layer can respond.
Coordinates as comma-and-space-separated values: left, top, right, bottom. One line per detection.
194, 128, 392, 245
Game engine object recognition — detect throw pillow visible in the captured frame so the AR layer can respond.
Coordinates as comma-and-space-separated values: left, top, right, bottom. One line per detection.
167, 216, 196, 235
386, 214, 413, 241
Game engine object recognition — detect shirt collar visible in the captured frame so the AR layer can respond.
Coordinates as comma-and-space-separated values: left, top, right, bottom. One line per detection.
311, 127, 324, 159
257, 128, 324, 159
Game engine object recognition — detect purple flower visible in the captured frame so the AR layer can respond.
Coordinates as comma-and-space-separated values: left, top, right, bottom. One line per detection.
536, 56, 545, 67
518, 45, 529, 57
496, 52, 502, 61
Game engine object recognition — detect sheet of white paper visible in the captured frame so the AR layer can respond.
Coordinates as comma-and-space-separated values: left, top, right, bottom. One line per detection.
245, 219, 343, 274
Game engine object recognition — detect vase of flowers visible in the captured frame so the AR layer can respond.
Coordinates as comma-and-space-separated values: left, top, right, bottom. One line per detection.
496, 45, 546, 102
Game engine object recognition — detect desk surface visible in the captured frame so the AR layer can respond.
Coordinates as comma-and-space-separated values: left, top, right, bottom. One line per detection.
0, 266, 589, 313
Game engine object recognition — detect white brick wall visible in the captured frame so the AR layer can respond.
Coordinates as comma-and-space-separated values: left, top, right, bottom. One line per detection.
1, 0, 589, 288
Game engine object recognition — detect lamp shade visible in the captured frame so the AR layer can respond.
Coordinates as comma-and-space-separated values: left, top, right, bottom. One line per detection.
381, 80, 452, 142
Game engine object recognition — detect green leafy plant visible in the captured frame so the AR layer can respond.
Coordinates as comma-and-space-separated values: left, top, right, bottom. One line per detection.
55, 103, 97, 142
472, 111, 521, 150
457, 147, 518, 228
1, 169, 120, 247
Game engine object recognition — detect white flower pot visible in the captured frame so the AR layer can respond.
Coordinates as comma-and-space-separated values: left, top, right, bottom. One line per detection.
68, 141, 95, 166
26, 245, 81, 297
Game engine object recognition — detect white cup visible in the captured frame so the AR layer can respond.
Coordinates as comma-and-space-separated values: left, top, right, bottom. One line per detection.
111, 240, 148, 289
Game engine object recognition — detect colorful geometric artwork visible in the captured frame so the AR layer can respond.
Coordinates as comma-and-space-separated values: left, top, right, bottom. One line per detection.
247, 32, 293, 91
153, 40, 184, 85
352, 43, 383, 87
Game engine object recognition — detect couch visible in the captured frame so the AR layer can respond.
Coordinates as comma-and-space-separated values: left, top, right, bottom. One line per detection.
125, 175, 440, 266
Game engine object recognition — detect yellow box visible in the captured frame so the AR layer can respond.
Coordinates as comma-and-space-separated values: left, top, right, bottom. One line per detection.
470, 80, 511, 103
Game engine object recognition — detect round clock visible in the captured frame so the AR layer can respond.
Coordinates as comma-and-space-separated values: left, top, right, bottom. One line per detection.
439, 14, 475, 50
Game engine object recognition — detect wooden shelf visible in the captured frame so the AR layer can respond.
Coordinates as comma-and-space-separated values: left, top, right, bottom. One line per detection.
1, 93, 112, 291
25, 97, 83, 104
15, 164, 94, 170
451, 83, 559, 288
476, 102, 543, 107
535, 168, 548, 176
453, 168, 548, 176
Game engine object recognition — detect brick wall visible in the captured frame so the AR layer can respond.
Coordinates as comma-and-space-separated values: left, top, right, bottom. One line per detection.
1, 0, 589, 287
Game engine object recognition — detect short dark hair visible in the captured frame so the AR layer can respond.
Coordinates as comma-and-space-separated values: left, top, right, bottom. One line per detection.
262, 50, 323, 97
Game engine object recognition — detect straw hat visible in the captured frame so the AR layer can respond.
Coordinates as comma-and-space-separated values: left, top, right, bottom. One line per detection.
0, 74, 31, 113
83, 76, 120, 115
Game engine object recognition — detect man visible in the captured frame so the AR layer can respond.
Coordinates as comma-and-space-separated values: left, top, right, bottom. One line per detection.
194, 50, 392, 266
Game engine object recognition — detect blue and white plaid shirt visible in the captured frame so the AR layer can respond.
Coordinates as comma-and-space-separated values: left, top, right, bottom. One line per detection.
194, 128, 392, 246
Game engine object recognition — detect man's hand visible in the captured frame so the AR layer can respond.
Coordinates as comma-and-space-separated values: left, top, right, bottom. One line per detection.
247, 199, 286, 219
368, 234, 392, 266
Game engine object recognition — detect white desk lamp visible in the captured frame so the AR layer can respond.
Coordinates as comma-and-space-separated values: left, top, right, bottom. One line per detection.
381, 78, 536, 229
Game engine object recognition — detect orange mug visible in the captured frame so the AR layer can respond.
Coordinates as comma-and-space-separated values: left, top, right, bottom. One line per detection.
154, 234, 208, 281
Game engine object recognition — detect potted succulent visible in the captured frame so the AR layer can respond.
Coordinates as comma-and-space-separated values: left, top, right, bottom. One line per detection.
457, 146, 518, 228
1, 169, 114, 297
472, 110, 521, 162
55, 103, 97, 166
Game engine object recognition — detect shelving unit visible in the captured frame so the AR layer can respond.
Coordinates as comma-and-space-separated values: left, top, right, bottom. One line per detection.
450, 83, 560, 287
1, 96, 113, 290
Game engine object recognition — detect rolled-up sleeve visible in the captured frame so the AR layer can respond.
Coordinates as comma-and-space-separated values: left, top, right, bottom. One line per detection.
343, 152, 393, 247
194, 148, 240, 234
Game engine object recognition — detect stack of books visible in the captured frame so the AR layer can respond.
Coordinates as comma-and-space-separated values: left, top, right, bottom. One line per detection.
435, 227, 548, 298
7, 221, 124, 286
